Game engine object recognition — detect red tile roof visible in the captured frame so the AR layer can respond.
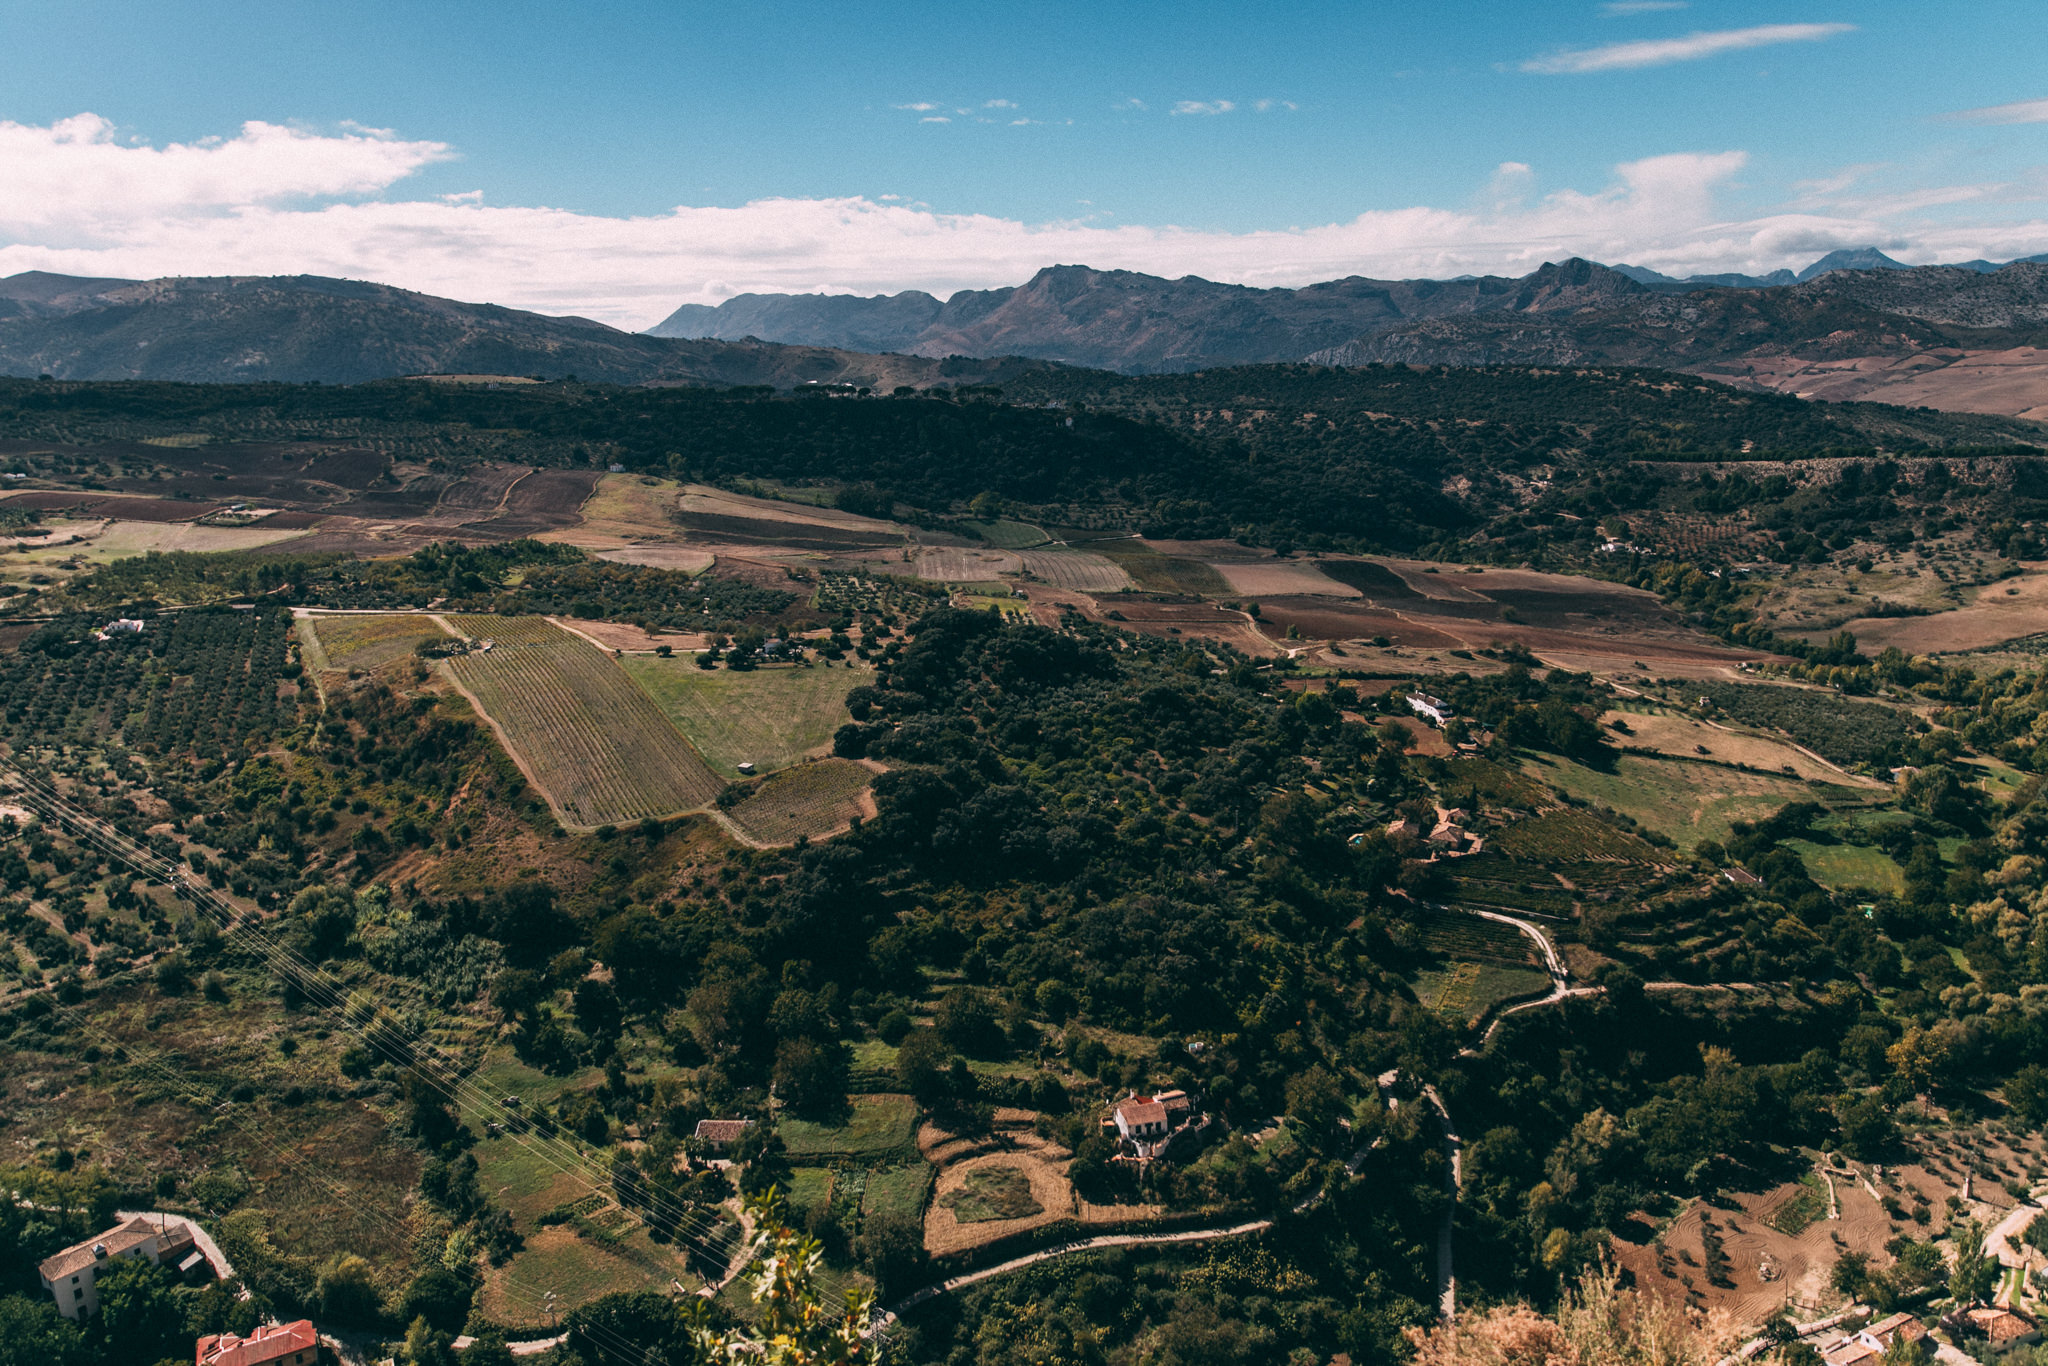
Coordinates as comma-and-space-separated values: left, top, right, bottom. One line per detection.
196, 1319, 319, 1365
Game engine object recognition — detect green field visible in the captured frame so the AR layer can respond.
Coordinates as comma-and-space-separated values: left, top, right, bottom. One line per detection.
623, 657, 868, 778
961, 518, 1050, 549
1527, 753, 1845, 849
1411, 962, 1552, 1025
1089, 540, 1232, 596
306, 612, 451, 674
1783, 838, 1906, 894
779, 1093, 920, 1163
787, 1166, 834, 1222
479, 1223, 696, 1331
862, 1163, 934, 1222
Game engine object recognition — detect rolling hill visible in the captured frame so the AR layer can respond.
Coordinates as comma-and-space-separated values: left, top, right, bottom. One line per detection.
0, 272, 1038, 389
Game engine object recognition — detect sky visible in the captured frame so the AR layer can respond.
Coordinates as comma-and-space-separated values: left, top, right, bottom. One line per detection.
2, 0, 2047, 328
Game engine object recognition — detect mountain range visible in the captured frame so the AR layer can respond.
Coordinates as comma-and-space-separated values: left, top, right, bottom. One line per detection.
0, 272, 1030, 390
5, 247, 2048, 421
650, 252, 2048, 418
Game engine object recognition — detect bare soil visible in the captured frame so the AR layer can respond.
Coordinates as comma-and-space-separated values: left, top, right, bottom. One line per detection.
1821, 567, 2048, 654
919, 1114, 1076, 1257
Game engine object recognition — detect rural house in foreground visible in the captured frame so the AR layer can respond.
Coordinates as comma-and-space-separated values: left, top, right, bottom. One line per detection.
38, 1214, 201, 1320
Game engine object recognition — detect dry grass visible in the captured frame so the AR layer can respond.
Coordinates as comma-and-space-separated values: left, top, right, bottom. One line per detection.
915, 546, 1023, 582
1605, 709, 1881, 787
308, 613, 452, 674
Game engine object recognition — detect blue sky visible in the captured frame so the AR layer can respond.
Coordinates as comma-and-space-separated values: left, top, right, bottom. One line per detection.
2, 0, 2046, 324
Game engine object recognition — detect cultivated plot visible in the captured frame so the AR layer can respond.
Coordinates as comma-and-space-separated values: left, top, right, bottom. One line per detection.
1017, 549, 1132, 592
305, 613, 452, 675
724, 758, 875, 845
621, 658, 867, 777
444, 616, 723, 828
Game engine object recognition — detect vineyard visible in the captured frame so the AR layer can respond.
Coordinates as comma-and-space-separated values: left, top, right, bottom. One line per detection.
306, 613, 451, 674
0, 609, 300, 754
443, 616, 723, 828
1017, 549, 1134, 592
724, 758, 874, 845
620, 657, 865, 777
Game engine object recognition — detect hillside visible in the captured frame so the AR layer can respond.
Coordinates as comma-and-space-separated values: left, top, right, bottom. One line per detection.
0, 272, 1039, 389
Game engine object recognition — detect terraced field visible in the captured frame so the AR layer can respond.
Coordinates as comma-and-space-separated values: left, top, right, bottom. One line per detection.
445, 616, 723, 828
725, 758, 875, 845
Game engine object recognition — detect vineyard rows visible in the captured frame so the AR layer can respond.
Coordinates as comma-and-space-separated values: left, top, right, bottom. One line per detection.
727, 758, 874, 845
446, 618, 723, 828
1017, 549, 1133, 592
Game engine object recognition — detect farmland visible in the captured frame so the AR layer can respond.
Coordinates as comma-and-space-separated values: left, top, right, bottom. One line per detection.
1086, 538, 1232, 595
620, 657, 866, 777
0, 608, 301, 754
1016, 548, 1133, 591
303, 612, 451, 675
443, 615, 724, 828
1688, 682, 1916, 769
1526, 752, 1848, 849
723, 758, 876, 845
781, 1093, 921, 1164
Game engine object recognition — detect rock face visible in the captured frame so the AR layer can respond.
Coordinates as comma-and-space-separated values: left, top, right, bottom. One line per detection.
0, 272, 1039, 388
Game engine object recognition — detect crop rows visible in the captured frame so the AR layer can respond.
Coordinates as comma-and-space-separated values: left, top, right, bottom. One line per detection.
727, 758, 874, 845
446, 619, 723, 828
1408, 908, 1541, 966
1493, 810, 1664, 864
1018, 549, 1133, 592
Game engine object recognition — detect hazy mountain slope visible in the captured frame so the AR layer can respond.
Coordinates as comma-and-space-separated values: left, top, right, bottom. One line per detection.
651, 260, 1655, 373
0, 272, 1037, 388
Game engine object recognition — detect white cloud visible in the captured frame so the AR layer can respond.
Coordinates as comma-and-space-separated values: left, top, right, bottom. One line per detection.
892, 102, 940, 112
920, 116, 950, 124
1944, 95, 2048, 125
1522, 23, 1855, 74
1251, 99, 1299, 112
1171, 100, 1235, 116
1115, 98, 1148, 112
1601, 1, 1688, 14
0, 114, 450, 234
983, 99, 1017, 109
3, 116, 2045, 329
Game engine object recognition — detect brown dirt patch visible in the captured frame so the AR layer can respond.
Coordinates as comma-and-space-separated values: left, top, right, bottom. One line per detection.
679, 484, 907, 533
1819, 567, 2048, 654
75, 496, 220, 522
1606, 710, 1883, 787
1211, 560, 1360, 597
545, 617, 689, 652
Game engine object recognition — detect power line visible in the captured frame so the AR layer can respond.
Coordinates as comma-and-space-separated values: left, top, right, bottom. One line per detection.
0, 764, 773, 1311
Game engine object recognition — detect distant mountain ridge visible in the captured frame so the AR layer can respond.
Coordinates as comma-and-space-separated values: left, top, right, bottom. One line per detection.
648, 249, 2048, 376
0, 271, 1037, 388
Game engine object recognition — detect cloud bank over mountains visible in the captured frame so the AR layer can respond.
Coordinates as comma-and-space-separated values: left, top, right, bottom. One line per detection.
2, 113, 2045, 330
